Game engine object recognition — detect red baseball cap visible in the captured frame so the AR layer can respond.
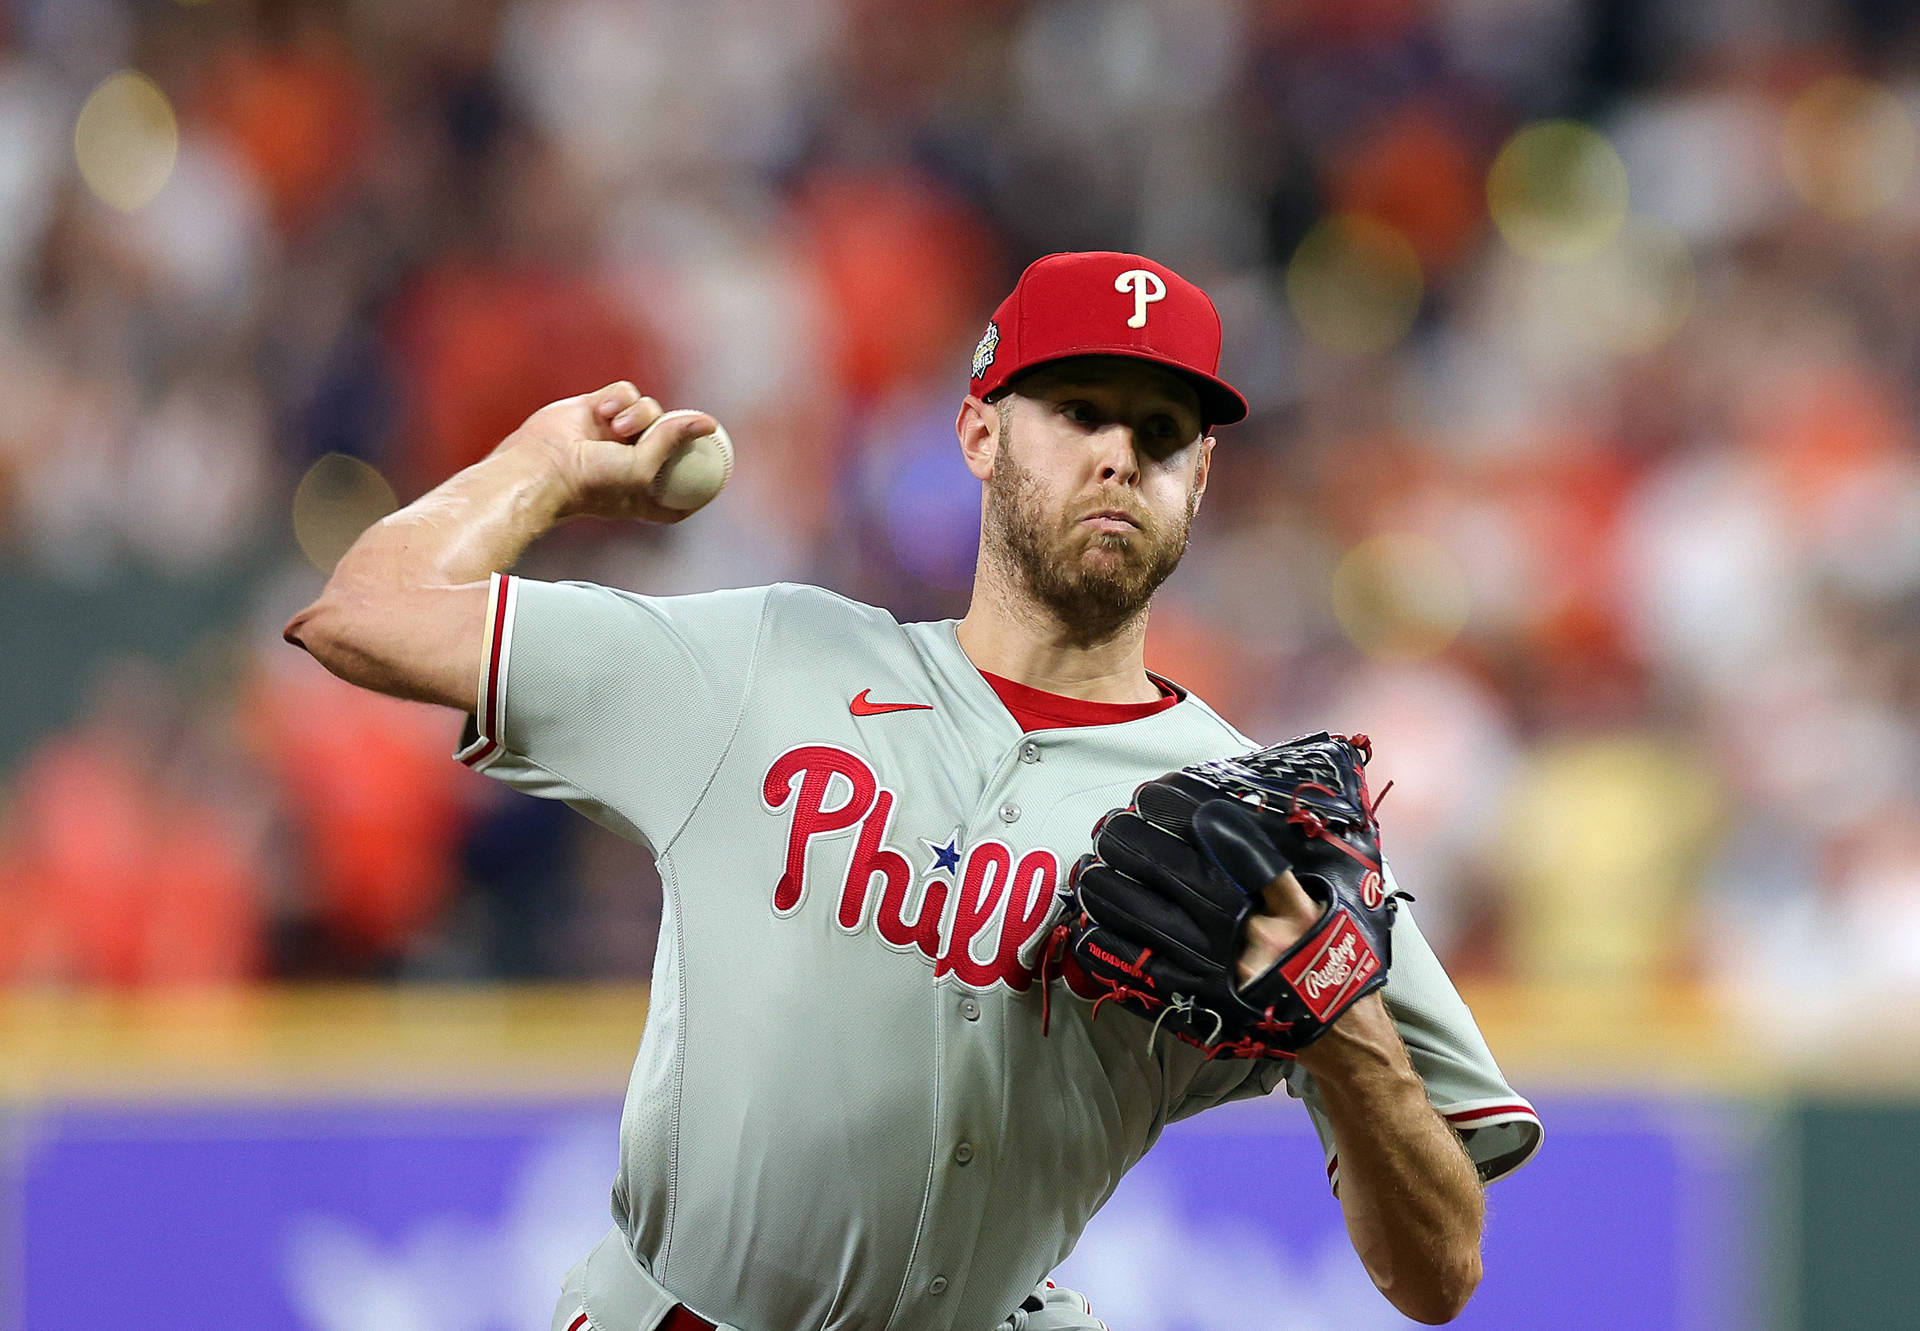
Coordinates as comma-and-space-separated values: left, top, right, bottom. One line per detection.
968, 251, 1249, 426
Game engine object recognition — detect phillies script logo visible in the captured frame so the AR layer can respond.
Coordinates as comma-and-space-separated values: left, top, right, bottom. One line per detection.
761, 744, 1069, 991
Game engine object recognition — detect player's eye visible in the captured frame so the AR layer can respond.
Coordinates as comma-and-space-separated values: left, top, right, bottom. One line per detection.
1138, 416, 1190, 458
1059, 400, 1098, 425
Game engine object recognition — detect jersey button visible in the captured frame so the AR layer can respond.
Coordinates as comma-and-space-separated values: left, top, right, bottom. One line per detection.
960, 997, 981, 1021
999, 802, 1021, 823
953, 1141, 974, 1165
1019, 741, 1041, 764
929, 1276, 949, 1296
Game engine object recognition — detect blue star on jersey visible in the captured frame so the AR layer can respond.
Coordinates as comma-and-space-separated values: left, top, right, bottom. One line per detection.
921, 833, 962, 875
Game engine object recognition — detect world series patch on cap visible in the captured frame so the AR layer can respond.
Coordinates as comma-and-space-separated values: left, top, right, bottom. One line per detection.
968, 251, 1249, 426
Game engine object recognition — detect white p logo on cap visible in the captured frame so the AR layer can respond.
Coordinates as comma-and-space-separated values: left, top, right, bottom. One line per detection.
1115, 269, 1167, 329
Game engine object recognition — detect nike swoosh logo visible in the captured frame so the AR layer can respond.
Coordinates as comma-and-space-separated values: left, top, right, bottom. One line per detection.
850, 689, 933, 716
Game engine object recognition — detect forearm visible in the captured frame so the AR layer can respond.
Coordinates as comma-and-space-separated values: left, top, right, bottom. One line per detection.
285, 446, 571, 706
1299, 995, 1484, 1324
333, 446, 571, 596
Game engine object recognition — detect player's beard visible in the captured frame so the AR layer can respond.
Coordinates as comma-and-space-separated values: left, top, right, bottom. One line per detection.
982, 430, 1198, 644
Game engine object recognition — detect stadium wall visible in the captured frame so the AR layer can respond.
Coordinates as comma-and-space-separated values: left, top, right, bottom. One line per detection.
0, 985, 1907, 1330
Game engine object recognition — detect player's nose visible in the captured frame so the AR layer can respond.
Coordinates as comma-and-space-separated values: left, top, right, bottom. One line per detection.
1090, 424, 1142, 484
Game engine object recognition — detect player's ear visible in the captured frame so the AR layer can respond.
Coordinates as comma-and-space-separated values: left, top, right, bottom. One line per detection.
956, 394, 997, 481
1191, 434, 1215, 512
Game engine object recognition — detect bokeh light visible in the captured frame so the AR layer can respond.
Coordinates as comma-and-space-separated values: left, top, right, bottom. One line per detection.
1488, 120, 1630, 263
1285, 214, 1424, 354
292, 454, 399, 573
73, 71, 179, 213
1559, 221, 1698, 354
1781, 77, 1918, 219
1329, 533, 1472, 661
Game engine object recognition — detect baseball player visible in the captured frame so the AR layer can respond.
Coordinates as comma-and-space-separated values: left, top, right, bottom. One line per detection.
287, 251, 1541, 1331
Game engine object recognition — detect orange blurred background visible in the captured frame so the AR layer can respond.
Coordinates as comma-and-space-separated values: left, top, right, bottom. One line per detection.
2, 0, 1918, 1017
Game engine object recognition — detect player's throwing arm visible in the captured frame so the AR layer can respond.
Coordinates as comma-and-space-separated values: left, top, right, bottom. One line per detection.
284, 383, 731, 710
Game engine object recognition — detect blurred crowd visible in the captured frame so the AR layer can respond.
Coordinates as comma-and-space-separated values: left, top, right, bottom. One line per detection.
2, 0, 1918, 1002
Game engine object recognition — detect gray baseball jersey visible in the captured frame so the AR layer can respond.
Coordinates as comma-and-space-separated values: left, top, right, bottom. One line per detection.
457, 575, 1541, 1331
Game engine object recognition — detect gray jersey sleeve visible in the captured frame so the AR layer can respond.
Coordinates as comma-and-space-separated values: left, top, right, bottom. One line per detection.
1286, 899, 1542, 1191
455, 574, 771, 851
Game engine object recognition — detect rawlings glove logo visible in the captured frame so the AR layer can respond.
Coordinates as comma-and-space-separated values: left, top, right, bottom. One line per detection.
1300, 933, 1359, 1000
1281, 913, 1380, 1022
1360, 869, 1385, 909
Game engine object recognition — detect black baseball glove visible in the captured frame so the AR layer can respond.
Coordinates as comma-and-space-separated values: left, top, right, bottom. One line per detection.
1044, 733, 1407, 1059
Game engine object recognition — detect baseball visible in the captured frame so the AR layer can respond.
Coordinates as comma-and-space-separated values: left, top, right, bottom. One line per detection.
645, 411, 734, 512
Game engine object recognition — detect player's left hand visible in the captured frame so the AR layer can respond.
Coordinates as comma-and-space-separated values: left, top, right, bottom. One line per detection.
1045, 732, 1408, 1059
1236, 868, 1323, 988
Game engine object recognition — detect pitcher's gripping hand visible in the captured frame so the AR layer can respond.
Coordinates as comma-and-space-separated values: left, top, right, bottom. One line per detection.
496, 381, 719, 524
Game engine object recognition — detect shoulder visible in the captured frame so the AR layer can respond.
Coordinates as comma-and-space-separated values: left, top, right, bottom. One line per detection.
513, 577, 779, 614
757, 583, 916, 644
502, 579, 778, 654
1163, 687, 1261, 756
764, 582, 903, 627
511, 579, 918, 665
